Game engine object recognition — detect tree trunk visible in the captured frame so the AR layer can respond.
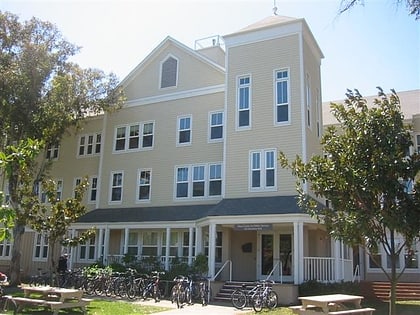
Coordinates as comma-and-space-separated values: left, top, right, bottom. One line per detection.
388, 231, 397, 315
9, 223, 25, 286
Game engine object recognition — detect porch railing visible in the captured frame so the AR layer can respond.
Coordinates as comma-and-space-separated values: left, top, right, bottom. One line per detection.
303, 257, 353, 283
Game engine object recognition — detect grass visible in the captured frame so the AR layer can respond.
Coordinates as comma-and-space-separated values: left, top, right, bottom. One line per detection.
239, 300, 420, 315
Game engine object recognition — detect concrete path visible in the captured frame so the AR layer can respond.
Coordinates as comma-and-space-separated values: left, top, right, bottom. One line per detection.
138, 299, 252, 315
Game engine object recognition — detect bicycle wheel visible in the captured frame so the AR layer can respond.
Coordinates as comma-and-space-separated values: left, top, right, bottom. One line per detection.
267, 290, 278, 309
0, 296, 16, 313
231, 289, 246, 309
170, 285, 177, 304
184, 287, 192, 304
176, 289, 185, 309
251, 293, 263, 312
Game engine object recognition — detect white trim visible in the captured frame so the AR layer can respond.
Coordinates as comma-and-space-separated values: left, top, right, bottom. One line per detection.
176, 114, 192, 147
236, 74, 252, 131
109, 170, 124, 204
208, 110, 224, 143
273, 68, 291, 126
159, 53, 179, 90
136, 168, 152, 203
125, 84, 225, 108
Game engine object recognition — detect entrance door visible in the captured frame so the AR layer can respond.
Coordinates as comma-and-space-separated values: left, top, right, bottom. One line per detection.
279, 234, 293, 282
261, 234, 273, 276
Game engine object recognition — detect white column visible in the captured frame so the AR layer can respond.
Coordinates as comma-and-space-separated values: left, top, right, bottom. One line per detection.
69, 229, 76, 270
298, 222, 304, 284
165, 227, 171, 271
123, 228, 129, 255
188, 227, 194, 265
208, 224, 216, 278
103, 227, 110, 265
195, 226, 203, 254
97, 228, 104, 262
293, 222, 299, 284
334, 240, 341, 281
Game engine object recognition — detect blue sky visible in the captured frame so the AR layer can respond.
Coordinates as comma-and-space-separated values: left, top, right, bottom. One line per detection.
1, 0, 419, 101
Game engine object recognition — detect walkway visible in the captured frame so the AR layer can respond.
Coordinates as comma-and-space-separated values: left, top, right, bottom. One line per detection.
139, 299, 251, 315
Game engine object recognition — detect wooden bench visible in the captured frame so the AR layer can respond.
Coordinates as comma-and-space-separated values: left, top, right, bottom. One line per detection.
6, 296, 92, 315
328, 308, 376, 315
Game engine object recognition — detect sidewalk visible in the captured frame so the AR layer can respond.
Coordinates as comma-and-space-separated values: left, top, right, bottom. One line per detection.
138, 298, 252, 314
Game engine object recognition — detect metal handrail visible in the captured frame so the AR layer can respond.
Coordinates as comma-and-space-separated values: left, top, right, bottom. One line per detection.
352, 264, 360, 283
211, 259, 232, 282
265, 261, 283, 283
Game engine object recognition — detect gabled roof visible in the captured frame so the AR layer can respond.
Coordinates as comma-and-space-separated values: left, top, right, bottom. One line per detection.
119, 36, 225, 88
77, 196, 304, 224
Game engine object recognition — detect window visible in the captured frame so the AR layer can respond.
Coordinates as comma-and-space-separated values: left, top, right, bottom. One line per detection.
115, 127, 126, 151
275, 69, 289, 124
216, 231, 223, 263
416, 135, 420, 153
127, 232, 139, 256
142, 231, 158, 256
137, 169, 151, 201
306, 73, 311, 128
162, 231, 179, 257
114, 122, 155, 152
182, 231, 195, 257
209, 111, 223, 141
250, 149, 277, 190
176, 167, 189, 198
142, 122, 154, 148
160, 56, 178, 88
79, 236, 95, 260
56, 180, 63, 201
209, 164, 222, 196
177, 116, 192, 145
175, 163, 222, 199
0, 239, 11, 258
46, 144, 59, 160
193, 165, 205, 197
237, 76, 251, 128
34, 233, 48, 260
89, 176, 98, 203
78, 133, 101, 157
74, 177, 82, 198
316, 88, 321, 138
110, 171, 123, 202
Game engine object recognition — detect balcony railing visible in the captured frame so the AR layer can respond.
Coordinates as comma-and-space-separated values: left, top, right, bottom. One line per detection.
303, 257, 353, 283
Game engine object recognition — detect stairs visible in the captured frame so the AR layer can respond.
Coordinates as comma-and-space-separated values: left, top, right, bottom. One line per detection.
360, 281, 420, 301
213, 281, 255, 303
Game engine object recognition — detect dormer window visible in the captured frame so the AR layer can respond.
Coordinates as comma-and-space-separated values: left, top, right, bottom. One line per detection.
160, 56, 178, 88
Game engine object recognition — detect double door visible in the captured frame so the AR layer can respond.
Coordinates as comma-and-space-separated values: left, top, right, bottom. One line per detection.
257, 232, 293, 282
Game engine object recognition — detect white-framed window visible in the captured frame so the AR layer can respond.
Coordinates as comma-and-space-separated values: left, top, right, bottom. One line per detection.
416, 134, 420, 153
73, 177, 82, 198
162, 231, 180, 257
127, 232, 140, 256
0, 238, 11, 258
249, 149, 277, 190
35, 179, 62, 203
203, 231, 223, 263
79, 236, 96, 261
114, 122, 155, 152
182, 231, 195, 257
137, 169, 151, 202
46, 144, 59, 160
142, 231, 158, 256
306, 73, 311, 128
89, 176, 98, 203
177, 115, 192, 146
275, 69, 289, 124
237, 75, 251, 129
176, 167, 189, 198
110, 171, 123, 203
316, 88, 321, 138
56, 179, 63, 201
209, 164, 222, 196
160, 55, 178, 89
175, 163, 223, 200
209, 111, 223, 141
192, 165, 205, 197
34, 233, 48, 260
78, 133, 101, 157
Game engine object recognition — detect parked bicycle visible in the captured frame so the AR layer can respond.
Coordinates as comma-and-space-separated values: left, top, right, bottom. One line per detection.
231, 281, 260, 309
250, 279, 278, 312
142, 271, 164, 302
197, 276, 209, 306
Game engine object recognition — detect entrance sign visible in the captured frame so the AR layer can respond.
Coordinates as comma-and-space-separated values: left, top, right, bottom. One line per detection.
234, 224, 273, 231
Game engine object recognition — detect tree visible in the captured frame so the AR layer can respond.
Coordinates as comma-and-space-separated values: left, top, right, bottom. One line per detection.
279, 89, 420, 315
0, 11, 125, 285
339, 0, 420, 20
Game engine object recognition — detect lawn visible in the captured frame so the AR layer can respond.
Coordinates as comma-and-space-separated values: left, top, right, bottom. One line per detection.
240, 300, 420, 315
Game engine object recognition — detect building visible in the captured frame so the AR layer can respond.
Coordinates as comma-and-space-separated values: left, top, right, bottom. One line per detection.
0, 14, 419, 303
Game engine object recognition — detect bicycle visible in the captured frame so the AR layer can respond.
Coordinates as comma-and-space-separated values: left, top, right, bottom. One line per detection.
171, 275, 190, 308
250, 280, 278, 312
197, 277, 209, 306
142, 271, 164, 302
231, 281, 260, 309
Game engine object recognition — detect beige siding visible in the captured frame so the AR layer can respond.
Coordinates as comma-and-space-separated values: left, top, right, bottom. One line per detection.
124, 43, 224, 101
224, 34, 304, 198
99, 91, 224, 208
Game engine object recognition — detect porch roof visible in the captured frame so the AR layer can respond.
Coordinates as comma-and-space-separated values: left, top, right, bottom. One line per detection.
77, 195, 304, 223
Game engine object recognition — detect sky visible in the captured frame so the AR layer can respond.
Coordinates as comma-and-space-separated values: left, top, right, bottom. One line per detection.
1, 0, 419, 102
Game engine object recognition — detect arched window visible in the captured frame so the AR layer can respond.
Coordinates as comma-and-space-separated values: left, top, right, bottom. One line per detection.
160, 56, 178, 88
